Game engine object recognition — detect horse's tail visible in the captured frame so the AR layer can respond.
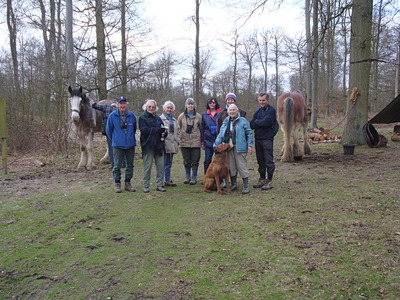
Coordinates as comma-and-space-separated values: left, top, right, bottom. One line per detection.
280, 96, 295, 162
282, 97, 294, 134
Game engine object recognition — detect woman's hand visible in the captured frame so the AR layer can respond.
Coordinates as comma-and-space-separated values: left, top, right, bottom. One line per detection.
248, 146, 252, 155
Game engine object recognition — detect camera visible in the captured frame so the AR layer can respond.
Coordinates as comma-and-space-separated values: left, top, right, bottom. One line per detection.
120, 120, 127, 129
186, 125, 194, 134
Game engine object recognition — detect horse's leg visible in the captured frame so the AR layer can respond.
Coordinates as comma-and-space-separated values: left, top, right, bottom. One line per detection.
78, 133, 88, 169
100, 144, 109, 164
302, 122, 311, 155
86, 130, 96, 170
292, 123, 303, 160
281, 126, 293, 162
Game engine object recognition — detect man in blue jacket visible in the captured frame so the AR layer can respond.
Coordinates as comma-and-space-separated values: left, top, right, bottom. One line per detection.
106, 96, 137, 193
250, 93, 277, 190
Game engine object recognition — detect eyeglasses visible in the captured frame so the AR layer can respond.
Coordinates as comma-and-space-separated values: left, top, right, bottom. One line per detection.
209, 101, 216, 104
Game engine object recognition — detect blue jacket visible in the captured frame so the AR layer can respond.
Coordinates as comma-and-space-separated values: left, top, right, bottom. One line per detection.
106, 109, 137, 149
250, 105, 277, 140
201, 109, 221, 148
214, 114, 253, 153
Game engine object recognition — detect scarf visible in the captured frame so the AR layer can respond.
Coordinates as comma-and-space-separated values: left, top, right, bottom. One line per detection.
163, 112, 174, 132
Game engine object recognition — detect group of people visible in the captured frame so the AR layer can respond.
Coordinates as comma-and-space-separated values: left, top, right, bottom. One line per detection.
91, 92, 278, 194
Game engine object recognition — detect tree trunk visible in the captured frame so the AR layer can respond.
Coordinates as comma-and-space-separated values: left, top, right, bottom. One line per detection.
305, 0, 312, 115
342, 0, 373, 145
195, 0, 200, 102
7, 0, 22, 104
121, 0, 127, 95
311, 0, 318, 128
96, 0, 107, 99
65, 0, 75, 90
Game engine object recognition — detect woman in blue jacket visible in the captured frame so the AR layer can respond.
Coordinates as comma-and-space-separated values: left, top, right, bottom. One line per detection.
106, 96, 137, 193
214, 104, 253, 194
201, 97, 221, 173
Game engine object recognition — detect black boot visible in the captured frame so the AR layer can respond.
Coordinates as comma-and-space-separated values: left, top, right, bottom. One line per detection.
230, 176, 237, 191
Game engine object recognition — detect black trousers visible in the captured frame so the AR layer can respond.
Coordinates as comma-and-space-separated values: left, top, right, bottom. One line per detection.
255, 139, 275, 181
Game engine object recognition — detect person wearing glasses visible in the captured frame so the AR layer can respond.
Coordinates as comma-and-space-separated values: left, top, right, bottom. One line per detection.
106, 96, 137, 193
139, 99, 167, 193
201, 97, 221, 173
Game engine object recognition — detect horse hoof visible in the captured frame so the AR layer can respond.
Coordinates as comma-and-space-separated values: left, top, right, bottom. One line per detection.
294, 156, 303, 161
86, 166, 97, 171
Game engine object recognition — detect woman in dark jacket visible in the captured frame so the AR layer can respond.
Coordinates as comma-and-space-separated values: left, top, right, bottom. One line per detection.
201, 97, 221, 173
139, 99, 167, 193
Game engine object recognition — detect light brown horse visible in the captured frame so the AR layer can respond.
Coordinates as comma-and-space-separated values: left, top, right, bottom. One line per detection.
277, 92, 311, 162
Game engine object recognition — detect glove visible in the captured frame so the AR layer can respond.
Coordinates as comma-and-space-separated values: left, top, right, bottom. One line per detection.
159, 127, 166, 134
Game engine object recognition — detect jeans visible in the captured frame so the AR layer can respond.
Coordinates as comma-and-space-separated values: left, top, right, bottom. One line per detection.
107, 136, 114, 167
164, 153, 174, 181
112, 147, 135, 182
203, 146, 214, 174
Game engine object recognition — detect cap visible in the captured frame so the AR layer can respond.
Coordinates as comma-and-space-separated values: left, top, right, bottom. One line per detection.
225, 93, 237, 101
117, 96, 127, 103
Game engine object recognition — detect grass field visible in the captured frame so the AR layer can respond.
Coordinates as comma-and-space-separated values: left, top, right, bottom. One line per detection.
1, 125, 399, 299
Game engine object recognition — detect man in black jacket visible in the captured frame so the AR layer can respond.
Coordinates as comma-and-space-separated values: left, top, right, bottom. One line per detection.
250, 93, 277, 190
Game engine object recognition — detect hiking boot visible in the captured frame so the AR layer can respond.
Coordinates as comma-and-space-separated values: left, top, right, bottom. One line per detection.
114, 183, 122, 193
143, 187, 150, 193
156, 186, 166, 192
241, 177, 250, 194
261, 180, 273, 190
184, 174, 191, 184
189, 176, 197, 185
164, 181, 177, 187
125, 182, 136, 192
253, 178, 267, 188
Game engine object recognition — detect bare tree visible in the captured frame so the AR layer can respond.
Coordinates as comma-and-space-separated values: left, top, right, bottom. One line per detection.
342, 0, 373, 144
6, 0, 21, 102
239, 33, 258, 95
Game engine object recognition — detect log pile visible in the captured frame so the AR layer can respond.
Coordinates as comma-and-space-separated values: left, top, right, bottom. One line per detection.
308, 128, 341, 143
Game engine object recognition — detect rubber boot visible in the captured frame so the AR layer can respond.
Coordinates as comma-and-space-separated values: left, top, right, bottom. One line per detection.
230, 176, 237, 191
241, 177, 250, 194
190, 169, 198, 185
184, 169, 191, 184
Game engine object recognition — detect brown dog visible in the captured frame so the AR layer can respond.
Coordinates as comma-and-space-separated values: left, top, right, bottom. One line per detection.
204, 143, 231, 194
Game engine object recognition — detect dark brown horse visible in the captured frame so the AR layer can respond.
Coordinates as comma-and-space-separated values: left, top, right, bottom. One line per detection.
68, 86, 112, 169
277, 92, 311, 162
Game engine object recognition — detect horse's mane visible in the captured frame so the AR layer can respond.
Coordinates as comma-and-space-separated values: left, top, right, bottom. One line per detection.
80, 92, 90, 105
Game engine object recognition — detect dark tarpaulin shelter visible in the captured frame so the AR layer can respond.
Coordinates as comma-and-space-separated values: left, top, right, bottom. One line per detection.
368, 94, 400, 124
364, 94, 400, 147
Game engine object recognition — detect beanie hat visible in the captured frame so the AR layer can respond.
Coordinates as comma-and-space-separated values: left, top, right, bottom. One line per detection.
225, 93, 237, 101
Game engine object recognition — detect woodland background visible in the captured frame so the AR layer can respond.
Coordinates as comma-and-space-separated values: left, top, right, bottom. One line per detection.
0, 0, 399, 154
